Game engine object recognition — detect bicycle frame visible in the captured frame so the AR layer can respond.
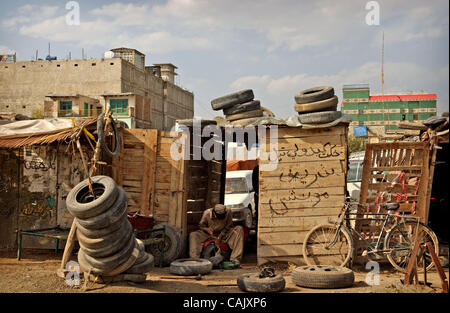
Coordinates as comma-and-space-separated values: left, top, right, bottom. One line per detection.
329, 201, 422, 256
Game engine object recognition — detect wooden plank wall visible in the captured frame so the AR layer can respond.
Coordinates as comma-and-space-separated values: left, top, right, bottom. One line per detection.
113, 128, 224, 235
355, 141, 432, 261
257, 125, 348, 265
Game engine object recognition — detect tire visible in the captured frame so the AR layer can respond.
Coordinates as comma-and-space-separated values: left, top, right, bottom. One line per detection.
97, 113, 121, 158
226, 109, 264, 122
75, 217, 123, 239
298, 111, 342, 125
211, 90, 254, 110
223, 100, 261, 116
76, 218, 132, 250
125, 253, 155, 274
170, 258, 213, 276
291, 265, 354, 289
295, 86, 334, 104
66, 176, 119, 219
102, 238, 141, 276
79, 227, 134, 258
303, 223, 354, 267
237, 273, 285, 293
201, 242, 220, 260
145, 224, 182, 266
76, 187, 128, 230
384, 221, 439, 273
294, 96, 338, 113
230, 117, 262, 127
79, 233, 135, 272
177, 119, 217, 128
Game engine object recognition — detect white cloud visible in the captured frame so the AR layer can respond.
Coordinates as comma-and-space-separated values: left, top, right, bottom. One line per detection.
0, 45, 16, 54
230, 61, 449, 116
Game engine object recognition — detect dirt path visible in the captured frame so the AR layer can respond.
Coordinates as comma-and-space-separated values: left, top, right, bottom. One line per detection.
0, 249, 447, 293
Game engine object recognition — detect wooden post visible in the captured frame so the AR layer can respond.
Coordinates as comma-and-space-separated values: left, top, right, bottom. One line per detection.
56, 219, 77, 278
425, 241, 449, 293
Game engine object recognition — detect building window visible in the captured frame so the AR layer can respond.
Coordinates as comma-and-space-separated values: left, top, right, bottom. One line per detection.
59, 100, 73, 117
82, 102, 89, 117
110, 99, 129, 115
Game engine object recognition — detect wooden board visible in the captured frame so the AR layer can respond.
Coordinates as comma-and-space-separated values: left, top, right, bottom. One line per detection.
256, 124, 348, 265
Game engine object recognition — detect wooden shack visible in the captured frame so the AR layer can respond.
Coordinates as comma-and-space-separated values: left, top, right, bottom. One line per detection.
112, 128, 225, 240
257, 123, 349, 265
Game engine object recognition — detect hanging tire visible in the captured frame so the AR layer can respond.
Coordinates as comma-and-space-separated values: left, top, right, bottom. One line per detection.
295, 86, 334, 104
97, 113, 121, 158
76, 218, 132, 250
145, 224, 182, 266
223, 100, 261, 116
75, 216, 123, 239
170, 258, 213, 276
237, 273, 285, 293
66, 176, 119, 219
211, 90, 254, 110
291, 265, 354, 289
298, 111, 342, 124
79, 227, 134, 258
78, 233, 135, 272
226, 109, 264, 122
294, 96, 338, 113
76, 187, 128, 230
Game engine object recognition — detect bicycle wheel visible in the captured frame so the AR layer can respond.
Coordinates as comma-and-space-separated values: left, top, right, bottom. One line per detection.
384, 221, 439, 273
303, 224, 354, 267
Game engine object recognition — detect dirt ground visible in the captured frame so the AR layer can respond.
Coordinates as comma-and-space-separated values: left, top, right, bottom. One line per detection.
0, 244, 448, 294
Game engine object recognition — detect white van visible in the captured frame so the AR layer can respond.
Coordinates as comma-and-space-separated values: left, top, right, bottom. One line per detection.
224, 170, 255, 229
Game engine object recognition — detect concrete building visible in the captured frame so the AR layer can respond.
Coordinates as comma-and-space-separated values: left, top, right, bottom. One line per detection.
0, 48, 194, 130
341, 84, 437, 132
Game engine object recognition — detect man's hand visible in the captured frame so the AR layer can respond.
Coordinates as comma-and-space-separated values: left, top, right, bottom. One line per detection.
202, 227, 214, 236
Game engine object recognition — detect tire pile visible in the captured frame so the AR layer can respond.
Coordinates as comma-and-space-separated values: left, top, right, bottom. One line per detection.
211, 89, 264, 126
294, 86, 342, 125
66, 175, 154, 283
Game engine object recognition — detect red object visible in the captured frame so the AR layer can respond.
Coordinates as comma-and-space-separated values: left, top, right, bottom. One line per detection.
127, 213, 154, 231
369, 94, 436, 101
226, 159, 258, 171
202, 225, 249, 253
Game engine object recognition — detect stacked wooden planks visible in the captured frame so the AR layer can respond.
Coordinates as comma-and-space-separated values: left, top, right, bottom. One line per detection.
257, 125, 348, 265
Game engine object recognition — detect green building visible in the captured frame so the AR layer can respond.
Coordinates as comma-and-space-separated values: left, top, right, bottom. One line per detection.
341, 84, 437, 131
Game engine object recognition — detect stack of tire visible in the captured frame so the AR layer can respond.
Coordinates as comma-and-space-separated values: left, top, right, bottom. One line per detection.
211, 89, 264, 126
66, 175, 154, 283
294, 86, 342, 125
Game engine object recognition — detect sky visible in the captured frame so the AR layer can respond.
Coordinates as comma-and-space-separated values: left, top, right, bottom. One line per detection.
0, 0, 448, 118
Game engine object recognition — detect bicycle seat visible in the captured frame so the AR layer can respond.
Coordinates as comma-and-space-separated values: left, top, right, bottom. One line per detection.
382, 203, 399, 211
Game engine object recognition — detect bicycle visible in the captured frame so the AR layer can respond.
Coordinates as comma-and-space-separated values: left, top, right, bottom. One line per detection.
302, 197, 439, 272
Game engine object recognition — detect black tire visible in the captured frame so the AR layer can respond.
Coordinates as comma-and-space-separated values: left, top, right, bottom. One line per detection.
295, 86, 334, 104
97, 113, 121, 158
125, 253, 155, 274
66, 176, 119, 219
79, 226, 134, 258
223, 100, 261, 116
76, 187, 128, 230
211, 90, 254, 110
76, 218, 132, 250
294, 96, 338, 113
75, 216, 123, 239
102, 238, 141, 276
298, 111, 342, 124
237, 273, 285, 293
145, 224, 182, 266
79, 233, 135, 272
226, 109, 264, 122
170, 258, 213, 276
201, 242, 220, 259
291, 265, 354, 289
177, 119, 217, 128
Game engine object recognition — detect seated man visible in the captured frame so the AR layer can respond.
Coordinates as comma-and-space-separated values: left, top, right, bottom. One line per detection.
189, 204, 244, 266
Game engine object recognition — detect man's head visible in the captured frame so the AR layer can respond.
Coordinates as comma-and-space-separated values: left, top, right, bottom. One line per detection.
213, 204, 227, 219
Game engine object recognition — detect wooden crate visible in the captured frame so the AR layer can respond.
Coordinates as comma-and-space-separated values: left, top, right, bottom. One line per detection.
257, 124, 348, 265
